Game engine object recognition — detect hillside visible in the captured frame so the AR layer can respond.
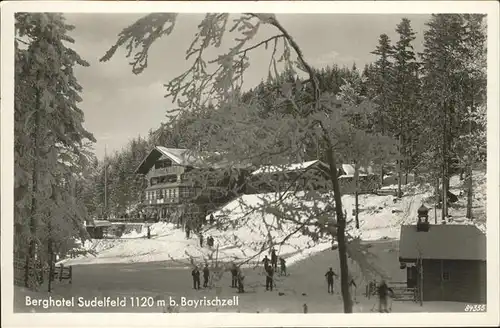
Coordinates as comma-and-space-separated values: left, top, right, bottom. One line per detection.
60, 171, 486, 267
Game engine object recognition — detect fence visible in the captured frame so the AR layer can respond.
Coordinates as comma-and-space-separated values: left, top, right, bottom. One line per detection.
365, 280, 418, 302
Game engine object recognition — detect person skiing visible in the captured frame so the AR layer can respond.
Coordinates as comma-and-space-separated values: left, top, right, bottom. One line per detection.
271, 248, 278, 270
325, 267, 337, 294
147, 225, 151, 239
191, 266, 201, 290
377, 280, 394, 313
203, 264, 210, 288
199, 233, 204, 247
349, 275, 357, 302
262, 255, 270, 270
210, 213, 215, 225
186, 226, 191, 239
265, 266, 275, 291
230, 263, 238, 288
279, 257, 287, 276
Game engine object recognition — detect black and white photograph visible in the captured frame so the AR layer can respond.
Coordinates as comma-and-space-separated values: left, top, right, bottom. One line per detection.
1, 1, 499, 327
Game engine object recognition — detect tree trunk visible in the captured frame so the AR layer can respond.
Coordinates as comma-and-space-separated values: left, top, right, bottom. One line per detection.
466, 163, 473, 219
434, 177, 439, 224
380, 164, 384, 187
48, 236, 54, 293
441, 103, 448, 221
24, 88, 41, 289
326, 147, 352, 313
397, 134, 403, 198
353, 162, 360, 229
466, 97, 474, 219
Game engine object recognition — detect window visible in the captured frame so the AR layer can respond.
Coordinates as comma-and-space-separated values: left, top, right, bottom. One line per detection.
155, 159, 172, 169
156, 190, 161, 199
173, 189, 178, 199
150, 178, 158, 186
442, 271, 450, 281
166, 175, 177, 183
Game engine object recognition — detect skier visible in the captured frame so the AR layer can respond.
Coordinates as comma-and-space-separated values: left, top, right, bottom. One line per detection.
349, 276, 357, 302
147, 225, 151, 239
186, 226, 191, 239
279, 257, 287, 276
262, 255, 270, 270
210, 213, 215, 225
203, 264, 210, 288
199, 233, 204, 247
265, 266, 275, 291
325, 267, 337, 294
271, 248, 278, 270
230, 263, 238, 288
191, 266, 201, 290
377, 280, 394, 313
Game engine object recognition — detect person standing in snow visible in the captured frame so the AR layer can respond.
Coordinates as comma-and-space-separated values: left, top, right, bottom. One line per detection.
147, 225, 151, 239
186, 226, 191, 239
279, 257, 287, 276
199, 234, 204, 247
191, 266, 201, 290
230, 263, 238, 288
265, 266, 275, 291
262, 255, 270, 271
325, 267, 338, 294
377, 280, 394, 313
271, 248, 278, 270
237, 267, 245, 293
203, 264, 210, 288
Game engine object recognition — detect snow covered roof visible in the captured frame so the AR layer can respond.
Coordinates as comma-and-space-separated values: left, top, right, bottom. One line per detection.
135, 146, 251, 174
135, 147, 203, 174
87, 220, 112, 227
399, 224, 486, 262
251, 160, 328, 176
339, 164, 374, 177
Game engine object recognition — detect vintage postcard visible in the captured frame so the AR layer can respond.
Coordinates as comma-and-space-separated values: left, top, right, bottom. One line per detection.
1, 1, 499, 327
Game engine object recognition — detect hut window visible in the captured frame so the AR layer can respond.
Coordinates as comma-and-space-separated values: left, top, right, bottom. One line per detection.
442, 271, 450, 281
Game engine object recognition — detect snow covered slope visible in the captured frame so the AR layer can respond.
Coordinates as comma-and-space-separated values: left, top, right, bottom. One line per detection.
61, 172, 486, 266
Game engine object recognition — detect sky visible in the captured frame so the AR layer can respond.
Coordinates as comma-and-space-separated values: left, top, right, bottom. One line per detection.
64, 13, 431, 160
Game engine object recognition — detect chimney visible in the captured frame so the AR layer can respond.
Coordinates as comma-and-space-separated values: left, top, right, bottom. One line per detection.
416, 204, 430, 232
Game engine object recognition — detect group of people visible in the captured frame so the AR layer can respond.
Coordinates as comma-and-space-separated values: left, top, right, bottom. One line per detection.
191, 264, 211, 289
199, 234, 215, 248
191, 257, 394, 313
261, 248, 288, 291
230, 263, 245, 293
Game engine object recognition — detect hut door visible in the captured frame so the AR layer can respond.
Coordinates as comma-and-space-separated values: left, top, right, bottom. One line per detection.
407, 266, 417, 288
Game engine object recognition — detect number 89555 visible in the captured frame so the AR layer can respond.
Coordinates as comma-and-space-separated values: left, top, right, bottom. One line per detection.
464, 304, 486, 312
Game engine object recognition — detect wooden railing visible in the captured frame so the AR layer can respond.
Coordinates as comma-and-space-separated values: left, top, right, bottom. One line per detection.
365, 280, 418, 302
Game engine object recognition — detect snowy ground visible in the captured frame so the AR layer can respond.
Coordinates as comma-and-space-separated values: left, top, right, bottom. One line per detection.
16, 170, 487, 314
59, 171, 486, 267
15, 241, 480, 314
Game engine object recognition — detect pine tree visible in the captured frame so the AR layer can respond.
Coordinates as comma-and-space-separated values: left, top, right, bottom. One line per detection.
390, 18, 420, 194
14, 13, 95, 289
368, 34, 395, 185
452, 14, 487, 219
420, 14, 468, 219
